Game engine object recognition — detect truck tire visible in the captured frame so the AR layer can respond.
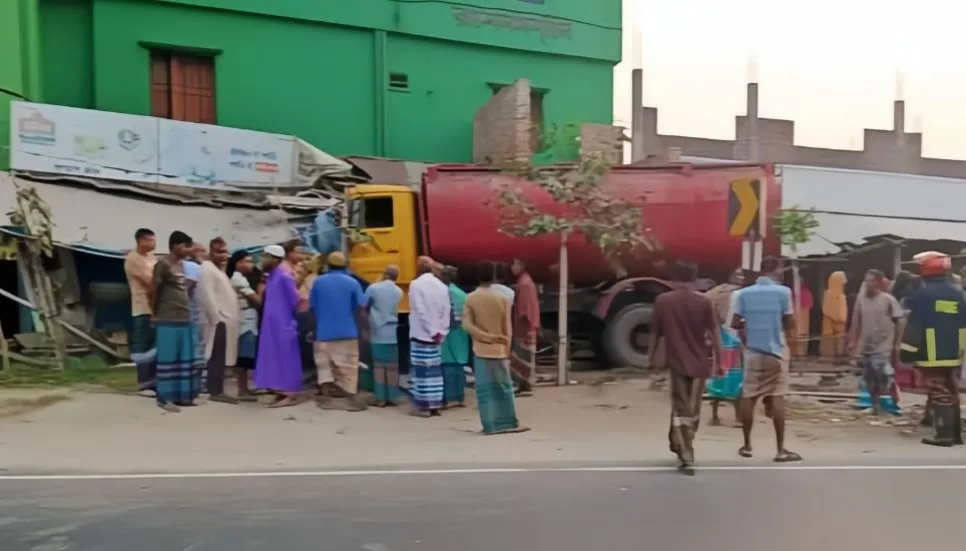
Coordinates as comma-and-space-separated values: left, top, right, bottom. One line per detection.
602, 304, 653, 369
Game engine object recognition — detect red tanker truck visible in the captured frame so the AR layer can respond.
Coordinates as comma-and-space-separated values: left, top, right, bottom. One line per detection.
347, 162, 781, 368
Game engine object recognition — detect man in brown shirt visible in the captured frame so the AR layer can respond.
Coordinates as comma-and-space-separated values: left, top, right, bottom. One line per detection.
151, 231, 198, 412
124, 228, 157, 395
462, 261, 527, 435
648, 261, 722, 474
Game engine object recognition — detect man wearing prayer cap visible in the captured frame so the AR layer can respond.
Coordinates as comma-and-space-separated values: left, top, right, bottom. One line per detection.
900, 250, 966, 446
253, 244, 303, 407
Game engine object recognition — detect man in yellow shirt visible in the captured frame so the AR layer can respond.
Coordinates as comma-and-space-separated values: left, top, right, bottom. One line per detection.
462, 261, 529, 435
124, 228, 157, 396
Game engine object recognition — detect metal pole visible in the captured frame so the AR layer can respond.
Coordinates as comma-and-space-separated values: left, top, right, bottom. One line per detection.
556, 231, 570, 386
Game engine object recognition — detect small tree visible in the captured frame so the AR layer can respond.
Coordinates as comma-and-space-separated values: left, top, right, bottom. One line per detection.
489, 124, 659, 383
773, 207, 820, 344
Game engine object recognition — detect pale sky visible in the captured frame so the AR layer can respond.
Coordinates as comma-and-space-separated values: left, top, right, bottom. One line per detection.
614, 0, 966, 159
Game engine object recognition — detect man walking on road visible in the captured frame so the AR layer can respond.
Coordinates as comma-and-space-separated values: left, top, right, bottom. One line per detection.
847, 269, 903, 415
310, 251, 369, 412
648, 261, 721, 474
124, 228, 157, 396
731, 257, 802, 463
408, 256, 450, 417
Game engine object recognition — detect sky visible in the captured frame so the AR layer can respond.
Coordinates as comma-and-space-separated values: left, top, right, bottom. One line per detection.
613, 0, 966, 159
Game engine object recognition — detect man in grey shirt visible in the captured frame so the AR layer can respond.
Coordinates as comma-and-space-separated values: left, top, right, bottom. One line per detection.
847, 269, 903, 415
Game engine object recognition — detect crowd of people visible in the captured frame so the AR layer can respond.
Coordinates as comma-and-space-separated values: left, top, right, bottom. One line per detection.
123, 229, 539, 435
656, 251, 966, 475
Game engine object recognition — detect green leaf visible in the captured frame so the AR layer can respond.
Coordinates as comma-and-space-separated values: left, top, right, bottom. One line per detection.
488, 122, 660, 276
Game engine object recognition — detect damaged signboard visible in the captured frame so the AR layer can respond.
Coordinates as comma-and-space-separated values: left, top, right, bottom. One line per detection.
9, 101, 351, 189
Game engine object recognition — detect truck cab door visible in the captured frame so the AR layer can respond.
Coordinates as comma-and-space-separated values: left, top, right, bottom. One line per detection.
347, 188, 418, 311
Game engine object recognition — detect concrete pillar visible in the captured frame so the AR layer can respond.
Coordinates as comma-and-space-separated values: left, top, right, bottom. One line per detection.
746, 82, 760, 162
630, 68, 644, 162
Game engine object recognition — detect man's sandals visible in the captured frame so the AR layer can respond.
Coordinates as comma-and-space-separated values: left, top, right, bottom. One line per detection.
738, 447, 802, 463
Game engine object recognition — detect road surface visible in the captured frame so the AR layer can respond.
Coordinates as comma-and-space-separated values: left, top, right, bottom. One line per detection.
1, 463, 957, 551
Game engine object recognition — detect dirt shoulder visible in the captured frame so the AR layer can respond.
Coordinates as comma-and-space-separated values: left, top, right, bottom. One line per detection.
0, 378, 948, 474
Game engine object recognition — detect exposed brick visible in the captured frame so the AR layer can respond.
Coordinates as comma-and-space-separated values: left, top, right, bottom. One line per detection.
473, 79, 531, 166
579, 123, 625, 166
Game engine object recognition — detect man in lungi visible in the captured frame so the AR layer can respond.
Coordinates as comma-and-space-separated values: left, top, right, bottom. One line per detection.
309, 251, 369, 412
152, 231, 201, 412
731, 257, 802, 463
510, 259, 540, 395
124, 228, 157, 397
463, 261, 528, 435
408, 256, 451, 417
365, 265, 405, 406
900, 252, 966, 446
648, 261, 721, 474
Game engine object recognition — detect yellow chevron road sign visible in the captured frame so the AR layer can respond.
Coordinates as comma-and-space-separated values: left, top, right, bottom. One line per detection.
728, 178, 761, 236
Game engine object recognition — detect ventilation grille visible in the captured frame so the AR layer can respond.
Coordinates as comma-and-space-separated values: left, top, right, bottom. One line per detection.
389, 73, 409, 90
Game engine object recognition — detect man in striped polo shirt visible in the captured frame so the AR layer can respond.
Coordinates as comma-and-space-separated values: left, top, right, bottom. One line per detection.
731, 257, 802, 463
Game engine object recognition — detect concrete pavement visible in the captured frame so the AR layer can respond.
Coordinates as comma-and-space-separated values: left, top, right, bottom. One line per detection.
1, 466, 959, 551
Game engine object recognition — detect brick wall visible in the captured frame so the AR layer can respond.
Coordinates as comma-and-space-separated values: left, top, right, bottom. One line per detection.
472, 79, 532, 166
636, 83, 966, 179
579, 123, 625, 165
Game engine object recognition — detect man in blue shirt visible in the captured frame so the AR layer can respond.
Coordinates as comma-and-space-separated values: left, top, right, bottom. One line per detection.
731, 257, 801, 463
309, 251, 369, 411
364, 266, 406, 406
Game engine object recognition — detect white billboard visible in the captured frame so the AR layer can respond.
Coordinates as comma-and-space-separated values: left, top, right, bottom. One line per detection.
157, 119, 295, 189
11, 102, 159, 183
9, 101, 306, 189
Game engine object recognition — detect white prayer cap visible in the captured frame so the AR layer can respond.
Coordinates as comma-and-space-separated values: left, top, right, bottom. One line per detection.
263, 245, 285, 258
912, 251, 948, 263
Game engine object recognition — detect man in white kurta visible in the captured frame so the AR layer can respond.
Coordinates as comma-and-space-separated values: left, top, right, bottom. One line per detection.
197, 238, 240, 404
407, 256, 451, 416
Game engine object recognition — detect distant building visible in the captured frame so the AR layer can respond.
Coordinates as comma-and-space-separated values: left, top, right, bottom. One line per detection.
639, 82, 966, 179
0, 0, 620, 169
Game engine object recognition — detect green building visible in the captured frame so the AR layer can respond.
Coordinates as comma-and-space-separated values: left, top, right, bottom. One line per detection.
1, 0, 620, 170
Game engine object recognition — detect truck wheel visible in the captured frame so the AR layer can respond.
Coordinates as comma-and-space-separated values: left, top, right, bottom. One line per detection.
602, 304, 653, 369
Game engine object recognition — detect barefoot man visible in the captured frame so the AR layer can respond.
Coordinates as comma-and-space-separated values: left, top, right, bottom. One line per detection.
648, 261, 721, 474
731, 257, 802, 463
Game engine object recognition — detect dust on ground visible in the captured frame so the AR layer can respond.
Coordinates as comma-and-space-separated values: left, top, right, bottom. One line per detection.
0, 374, 947, 474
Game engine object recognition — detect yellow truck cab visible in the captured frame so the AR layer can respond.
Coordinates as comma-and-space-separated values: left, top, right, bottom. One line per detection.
346, 184, 421, 313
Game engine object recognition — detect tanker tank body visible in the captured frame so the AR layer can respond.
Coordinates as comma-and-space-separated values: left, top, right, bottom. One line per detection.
421, 162, 781, 369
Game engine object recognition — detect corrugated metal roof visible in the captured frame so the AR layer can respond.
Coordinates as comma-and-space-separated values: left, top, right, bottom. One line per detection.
780, 165, 966, 256
0, 172, 310, 256
344, 156, 429, 189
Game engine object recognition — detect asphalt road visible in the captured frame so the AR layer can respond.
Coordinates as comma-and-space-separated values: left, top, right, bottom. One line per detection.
0, 465, 958, 551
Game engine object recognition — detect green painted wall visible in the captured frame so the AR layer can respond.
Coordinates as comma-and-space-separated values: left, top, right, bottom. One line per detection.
385, 34, 612, 161
1, 0, 43, 170
40, 0, 94, 109
8, 0, 620, 166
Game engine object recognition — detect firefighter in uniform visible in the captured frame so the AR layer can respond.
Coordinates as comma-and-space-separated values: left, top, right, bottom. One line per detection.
900, 252, 966, 447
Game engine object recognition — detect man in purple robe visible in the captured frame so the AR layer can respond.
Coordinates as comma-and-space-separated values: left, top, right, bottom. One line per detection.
254, 245, 303, 408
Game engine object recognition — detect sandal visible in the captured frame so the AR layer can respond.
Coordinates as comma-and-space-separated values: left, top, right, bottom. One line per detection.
267, 396, 299, 408
774, 450, 803, 463
738, 446, 753, 458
